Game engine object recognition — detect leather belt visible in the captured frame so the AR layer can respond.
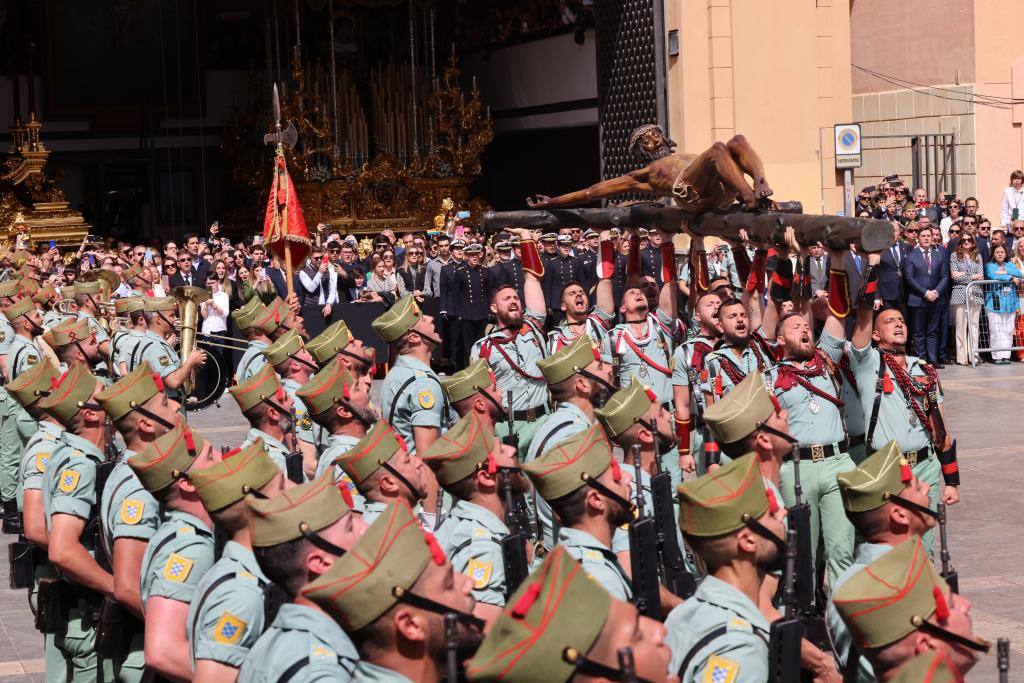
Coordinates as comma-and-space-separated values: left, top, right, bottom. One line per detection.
902, 446, 931, 467
789, 438, 849, 463
513, 404, 550, 423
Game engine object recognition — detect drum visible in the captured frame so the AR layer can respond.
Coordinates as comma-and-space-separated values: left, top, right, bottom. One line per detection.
187, 339, 229, 411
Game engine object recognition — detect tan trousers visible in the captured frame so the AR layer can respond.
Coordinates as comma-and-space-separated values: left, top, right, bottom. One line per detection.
952, 303, 980, 364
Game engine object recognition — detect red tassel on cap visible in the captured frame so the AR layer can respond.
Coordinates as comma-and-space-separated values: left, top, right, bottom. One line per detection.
337, 481, 354, 508
423, 531, 447, 566
511, 580, 542, 619
152, 373, 165, 393
223, 447, 242, 460
591, 344, 601, 362
644, 386, 657, 403
342, 379, 351, 400
394, 433, 408, 453
276, 386, 285, 402
183, 428, 196, 455
609, 456, 622, 483
933, 586, 950, 622
489, 370, 496, 385
486, 453, 498, 475
766, 487, 780, 514
900, 463, 913, 483
769, 393, 782, 413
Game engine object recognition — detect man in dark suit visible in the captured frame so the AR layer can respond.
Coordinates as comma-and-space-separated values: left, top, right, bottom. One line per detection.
487, 241, 524, 302
168, 253, 195, 289
541, 235, 583, 328
903, 226, 948, 366
808, 242, 830, 297
182, 232, 211, 285
454, 244, 489, 370
877, 222, 910, 316
439, 241, 467, 369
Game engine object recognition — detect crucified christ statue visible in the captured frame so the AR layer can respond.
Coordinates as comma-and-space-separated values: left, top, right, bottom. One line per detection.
526, 126, 775, 212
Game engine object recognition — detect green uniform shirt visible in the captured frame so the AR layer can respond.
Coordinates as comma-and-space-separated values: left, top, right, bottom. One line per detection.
665, 575, 771, 682
237, 603, 358, 683
557, 527, 632, 601
236, 341, 269, 383
7, 334, 41, 381
43, 431, 105, 531
99, 452, 161, 558
363, 500, 388, 527
770, 358, 846, 447
826, 542, 891, 683
315, 434, 364, 512
282, 377, 322, 447
187, 541, 270, 668
379, 355, 452, 455
42, 309, 68, 329
110, 329, 145, 377
352, 662, 414, 682
612, 309, 680, 405
133, 329, 179, 379
242, 427, 293, 478
470, 308, 549, 414
139, 508, 215, 608
78, 310, 110, 343
525, 401, 593, 549
435, 499, 509, 606
547, 309, 614, 361
18, 420, 61, 509
704, 331, 775, 399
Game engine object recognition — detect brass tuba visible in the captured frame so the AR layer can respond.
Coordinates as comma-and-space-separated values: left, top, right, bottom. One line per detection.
172, 286, 210, 397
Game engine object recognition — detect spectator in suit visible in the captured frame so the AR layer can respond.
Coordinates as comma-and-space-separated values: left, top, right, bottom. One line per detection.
168, 253, 195, 289
877, 222, 909, 316
397, 244, 427, 300
297, 246, 338, 337
487, 241, 524, 302
949, 233, 984, 366
984, 244, 1022, 364
808, 241, 830, 298
182, 232, 211, 285
903, 226, 949, 366
330, 240, 358, 302
439, 241, 466, 369
912, 187, 941, 225
454, 243, 490, 369
843, 245, 867, 336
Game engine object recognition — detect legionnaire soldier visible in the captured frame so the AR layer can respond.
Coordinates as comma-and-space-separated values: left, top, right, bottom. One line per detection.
0, 280, 24, 533
545, 280, 614, 359
703, 294, 777, 404
186, 441, 286, 682
832, 537, 988, 682
523, 424, 635, 602
888, 650, 963, 683
132, 296, 207, 406
6, 361, 65, 680
470, 228, 550, 453
296, 357, 374, 488
374, 294, 451, 518
72, 280, 112, 367
109, 297, 146, 378
665, 454, 788, 682
230, 364, 301, 477
540, 234, 583, 327
262, 329, 323, 472
238, 474, 368, 683
299, 500, 480, 683
41, 283, 67, 329
48, 318, 105, 378
95, 364, 183, 682
849, 269, 960, 553
3, 295, 46, 382
38, 363, 114, 683
440, 358, 506, 430
527, 335, 617, 548
335, 421, 428, 527
423, 411, 527, 623
231, 296, 274, 383
672, 288, 723, 475
466, 546, 673, 683
305, 318, 376, 378
131, 422, 220, 681
827, 442, 937, 683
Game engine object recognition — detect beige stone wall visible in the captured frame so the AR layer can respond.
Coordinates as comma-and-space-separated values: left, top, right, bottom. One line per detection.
665, 0, 852, 214
851, 85, 976, 197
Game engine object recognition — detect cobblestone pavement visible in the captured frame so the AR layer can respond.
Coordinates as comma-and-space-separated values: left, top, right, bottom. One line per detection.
0, 365, 1018, 680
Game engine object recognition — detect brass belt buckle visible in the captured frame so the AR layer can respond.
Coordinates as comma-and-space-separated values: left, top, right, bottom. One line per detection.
525, 408, 536, 422
905, 450, 918, 467
810, 444, 826, 463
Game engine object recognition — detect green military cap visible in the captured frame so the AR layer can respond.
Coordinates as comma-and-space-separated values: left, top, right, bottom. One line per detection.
96, 362, 164, 421
76, 280, 102, 296
49, 317, 92, 348
231, 296, 270, 332
536, 334, 601, 385
889, 650, 961, 683
441, 358, 494, 404
594, 376, 656, 438
33, 284, 58, 306
262, 328, 304, 367
10, 250, 29, 267
114, 296, 144, 315
467, 546, 611, 682
676, 453, 771, 537
422, 411, 496, 486
191, 438, 280, 512
0, 280, 19, 298
124, 264, 146, 282
2, 296, 35, 323
837, 441, 910, 513
832, 536, 951, 650
247, 472, 351, 548
128, 421, 208, 497
295, 357, 354, 416
37, 362, 99, 424
228, 363, 285, 413
18, 278, 39, 296
300, 500, 440, 631
703, 371, 775, 446
306, 320, 353, 365
6, 360, 58, 408
371, 294, 422, 343
522, 423, 615, 501
336, 421, 403, 486
142, 296, 176, 313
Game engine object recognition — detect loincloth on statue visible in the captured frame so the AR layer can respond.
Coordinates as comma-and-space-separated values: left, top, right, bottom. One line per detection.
671, 167, 735, 212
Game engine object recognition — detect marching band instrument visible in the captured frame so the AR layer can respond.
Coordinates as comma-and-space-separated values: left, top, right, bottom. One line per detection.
172, 286, 210, 398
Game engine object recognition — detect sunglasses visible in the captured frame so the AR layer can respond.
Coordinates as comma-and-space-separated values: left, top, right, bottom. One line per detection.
963, 238, 975, 243
905, 228, 919, 233
949, 230, 961, 236
164, 262, 177, 268
1013, 227, 1024, 232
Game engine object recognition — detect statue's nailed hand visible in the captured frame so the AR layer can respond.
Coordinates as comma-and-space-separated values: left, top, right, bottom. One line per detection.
525, 194, 552, 208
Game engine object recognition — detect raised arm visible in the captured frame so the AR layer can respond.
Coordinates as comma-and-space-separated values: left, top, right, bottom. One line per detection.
507, 228, 546, 316
851, 253, 882, 350
526, 168, 655, 208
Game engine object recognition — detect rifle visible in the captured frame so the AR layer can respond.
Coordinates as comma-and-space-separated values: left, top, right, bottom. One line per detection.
938, 501, 958, 593
787, 450, 815, 613
502, 391, 519, 451
998, 637, 1010, 683
627, 445, 661, 619
444, 612, 460, 683
499, 468, 530, 599
617, 648, 639, 683
284, 404, 304, 484
649, 418, 696, 599
768, 529, 803, 683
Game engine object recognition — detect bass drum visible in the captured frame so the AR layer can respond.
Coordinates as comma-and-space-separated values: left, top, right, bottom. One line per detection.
185, 340, 229, 411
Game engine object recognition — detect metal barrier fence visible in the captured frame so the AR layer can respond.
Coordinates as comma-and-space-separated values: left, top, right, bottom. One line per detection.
964, 279, 1024, 366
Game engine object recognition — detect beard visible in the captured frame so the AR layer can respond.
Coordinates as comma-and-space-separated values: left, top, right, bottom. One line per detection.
723, 328, 750, 347
277, 414, 294, 434
784, 338, 815, 362
756, 538, 786, 574
351, 402, 379, 426
499, 307, 523, 328
590, 380, 613, 408
608, 496, 634, 528
499, 472, 531, 498
427, 617, 484, 666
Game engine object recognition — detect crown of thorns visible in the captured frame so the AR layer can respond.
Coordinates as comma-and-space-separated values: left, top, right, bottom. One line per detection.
628, 124, 664, 152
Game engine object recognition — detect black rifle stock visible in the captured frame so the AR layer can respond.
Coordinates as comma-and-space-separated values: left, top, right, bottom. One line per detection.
285, 405, 304, 484
502, 391, 519, 451
998, 637, 1010, 683
500, 470, 530, 598
788, 450, 815, 612
627, 445, 661, 619
650, 418, 696, 599
938, 501, 958, 593
768, 529, 803, 683
445, 612, 460, 683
